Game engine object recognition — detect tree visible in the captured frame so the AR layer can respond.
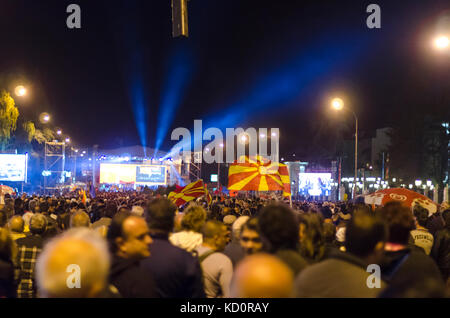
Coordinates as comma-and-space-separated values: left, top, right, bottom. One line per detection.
23, 121, 36, 143
0, 90, 19, 150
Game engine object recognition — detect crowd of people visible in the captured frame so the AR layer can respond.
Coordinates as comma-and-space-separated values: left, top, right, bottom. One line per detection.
0, 189, 449, 298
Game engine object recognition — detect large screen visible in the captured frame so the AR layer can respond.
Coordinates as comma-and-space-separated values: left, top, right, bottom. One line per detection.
298, 173, 332, 196
0, 154, 27, 182
100, 163, 166, 185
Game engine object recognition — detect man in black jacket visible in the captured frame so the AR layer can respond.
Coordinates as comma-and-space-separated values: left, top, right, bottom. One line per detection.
107, 212, 157, 298
378, 202, 446, 297
141, 198, 206, 298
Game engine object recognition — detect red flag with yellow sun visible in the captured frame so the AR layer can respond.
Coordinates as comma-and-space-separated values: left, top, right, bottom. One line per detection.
228, 156, 291, 196
168, 179, 210, 207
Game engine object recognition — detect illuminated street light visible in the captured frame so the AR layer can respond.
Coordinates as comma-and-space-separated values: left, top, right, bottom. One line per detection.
331, 96, 358, 198
15, 85, 27, 97
65, 137, 70, 143
56, 129, 62, 135
331, 97, 344, 110
434, 35, 449, 50
40, 112, 51, 124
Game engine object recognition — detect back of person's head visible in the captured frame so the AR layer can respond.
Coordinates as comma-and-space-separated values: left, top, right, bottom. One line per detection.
106, 211, 132, 254
39, 201, 49, 214
70, 211, 91, 228
322, 222, 336, 244
14, 198, 24, 214
202, 220, 226, 241
345, 210, 387, 258
230, 253, 294, 298
413, 205, 429, 228
146, 198, 176, 233
379, 202, 414, 245
258, 203, 299, 253
0, 228, 15, 262
298, 213, 325, 261
8, 215, 24, 233
36, 228, 110, 298
29, 213, 48, 235
320, 206, 332, 220
131, 205, 144, 217
104, 204, 116, 218
181, 204, 207, 232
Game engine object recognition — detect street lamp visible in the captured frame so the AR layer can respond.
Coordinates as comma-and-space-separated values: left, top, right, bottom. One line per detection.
65, 137, 70, 143
15, 85, 27, 97
331, 97, 358, 198
40, 112, 51, 124
434, 35, 449, 50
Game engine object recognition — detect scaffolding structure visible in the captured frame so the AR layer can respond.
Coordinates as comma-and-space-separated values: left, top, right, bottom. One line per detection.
44, 141, 65, 193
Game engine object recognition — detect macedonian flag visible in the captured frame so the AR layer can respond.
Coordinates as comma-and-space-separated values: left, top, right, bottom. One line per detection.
168, 179, 208, 207
228, 156, 291, 196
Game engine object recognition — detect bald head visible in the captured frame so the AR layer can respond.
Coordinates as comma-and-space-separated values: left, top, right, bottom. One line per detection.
36, 228, 110, 298
230, 253, 294, 298
9, 215, 24, 233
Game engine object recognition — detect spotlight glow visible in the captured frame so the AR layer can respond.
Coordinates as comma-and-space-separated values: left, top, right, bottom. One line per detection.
434, 35, 449, 50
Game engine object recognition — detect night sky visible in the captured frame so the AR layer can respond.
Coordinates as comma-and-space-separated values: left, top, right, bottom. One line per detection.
1, 0, 449, 160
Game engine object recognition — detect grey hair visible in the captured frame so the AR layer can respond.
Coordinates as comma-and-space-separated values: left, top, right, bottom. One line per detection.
36, 228, 110, 298
30, 214, 48, 235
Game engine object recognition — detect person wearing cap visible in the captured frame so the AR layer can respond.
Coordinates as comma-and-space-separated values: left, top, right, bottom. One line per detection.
223, 216, 248, 267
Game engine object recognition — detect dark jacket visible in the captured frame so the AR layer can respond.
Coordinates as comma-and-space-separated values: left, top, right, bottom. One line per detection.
294, 250, 386, 297
109, 255, 158, 298
430, 227, 450, 280
0, 258, 16, 298
379, 247, 446, 297
275, 249, 308, 276
140, 233, 206, 298
426, 212, 445, 237
223, 241, 245, 267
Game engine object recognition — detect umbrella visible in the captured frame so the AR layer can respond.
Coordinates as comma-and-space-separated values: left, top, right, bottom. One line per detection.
0, 185, 15, 195
364, 188, 438, 214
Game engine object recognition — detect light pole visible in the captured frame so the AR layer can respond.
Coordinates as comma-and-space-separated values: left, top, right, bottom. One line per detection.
218, 143, 224, 190
331, 97, 358, 199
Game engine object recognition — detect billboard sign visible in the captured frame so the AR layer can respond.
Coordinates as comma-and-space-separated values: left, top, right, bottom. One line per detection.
0, 154, 27, 182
